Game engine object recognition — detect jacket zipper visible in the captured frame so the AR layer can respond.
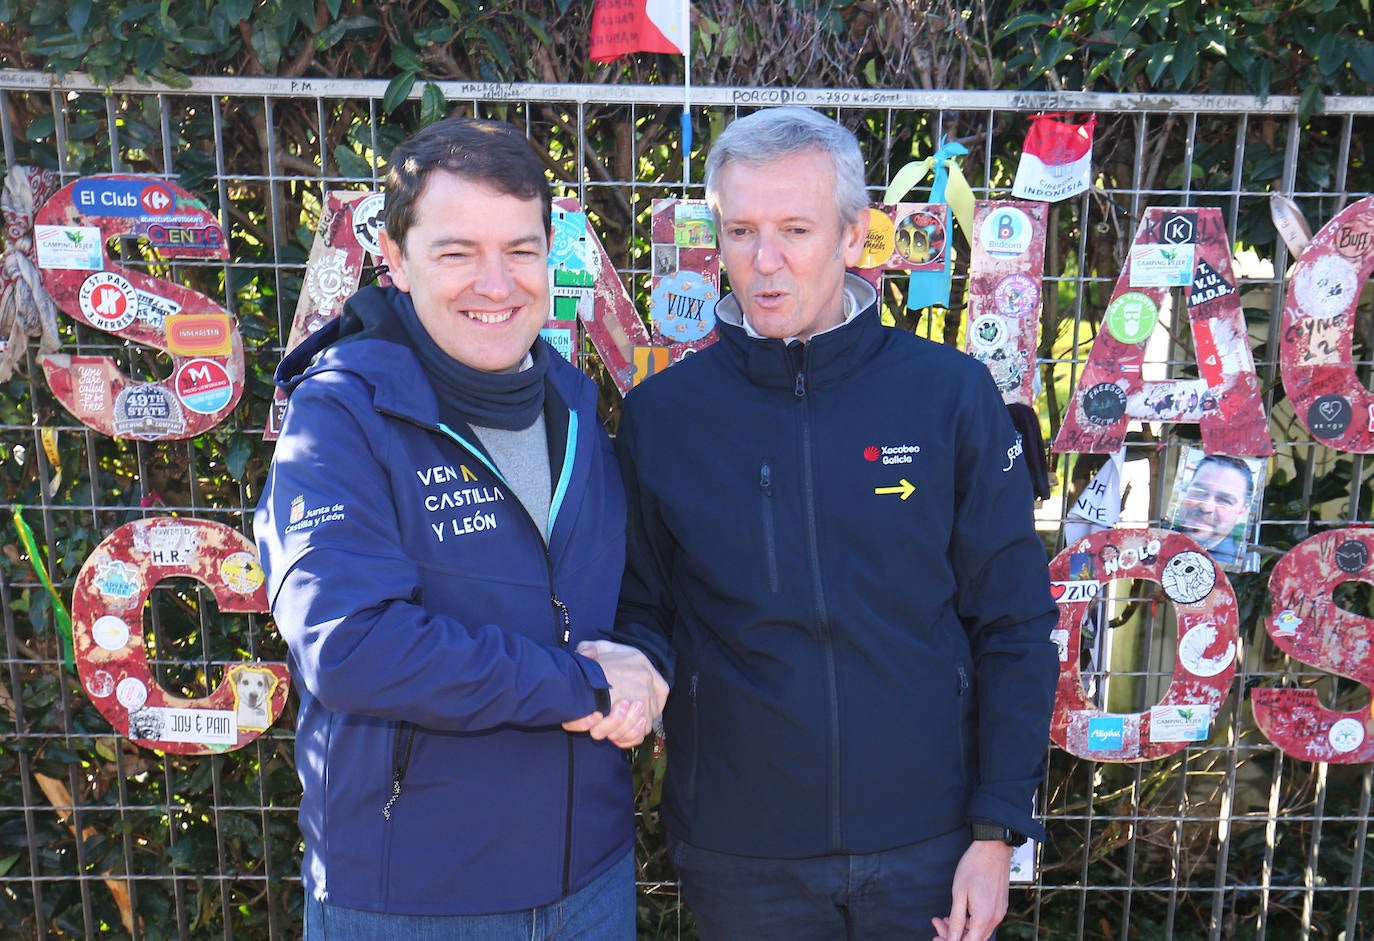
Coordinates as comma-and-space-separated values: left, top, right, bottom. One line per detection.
795, 353, 843, 851
378, 407, 582, 894
759, 462, 779, 593
381, 723, 416, 821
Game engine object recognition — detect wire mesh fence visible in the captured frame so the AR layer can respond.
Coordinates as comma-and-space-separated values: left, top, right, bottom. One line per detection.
1, 71, 1372, 939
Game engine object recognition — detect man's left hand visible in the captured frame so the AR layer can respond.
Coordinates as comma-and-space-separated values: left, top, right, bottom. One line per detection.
930, 839, 1013, 941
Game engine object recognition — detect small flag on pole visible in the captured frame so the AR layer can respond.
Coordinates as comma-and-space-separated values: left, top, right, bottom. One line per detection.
590, 0, 688, 62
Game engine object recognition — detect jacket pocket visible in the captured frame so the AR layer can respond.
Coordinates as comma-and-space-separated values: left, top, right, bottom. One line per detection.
955, 665, 972, 786
685, 671, 701, 805
759, 463, 779, 594
378, 719, 413, 906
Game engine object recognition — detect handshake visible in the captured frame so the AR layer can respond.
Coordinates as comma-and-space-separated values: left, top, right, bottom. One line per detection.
563, 640, 669, 749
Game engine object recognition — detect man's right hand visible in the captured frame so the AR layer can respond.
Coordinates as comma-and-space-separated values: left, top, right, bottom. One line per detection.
562, 641, 669, 749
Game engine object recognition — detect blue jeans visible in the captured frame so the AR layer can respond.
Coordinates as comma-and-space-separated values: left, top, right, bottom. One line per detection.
670, 829, 974, 941
303, 851, 635, 941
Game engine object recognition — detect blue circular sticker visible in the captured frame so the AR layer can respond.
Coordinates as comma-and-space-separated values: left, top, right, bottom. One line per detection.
651, 272, 717, 343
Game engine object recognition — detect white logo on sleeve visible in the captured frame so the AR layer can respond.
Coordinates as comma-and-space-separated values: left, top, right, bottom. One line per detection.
1003, 433, 1024, 472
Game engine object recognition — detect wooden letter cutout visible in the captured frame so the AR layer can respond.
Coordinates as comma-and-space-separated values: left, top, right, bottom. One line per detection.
71, 518, 288, 755
648, 197, 721, 360
1252, 528, 1374, 763
34, 174, 243, 440
1053, 208, 1270, 456
267, 190, 382, 438
1278, 195, 1374, 452
1049, 528, 1239, 761
965, 200, 1048, 406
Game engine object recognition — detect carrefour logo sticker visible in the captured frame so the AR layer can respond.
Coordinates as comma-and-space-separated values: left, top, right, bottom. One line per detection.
74, 178, 176, 217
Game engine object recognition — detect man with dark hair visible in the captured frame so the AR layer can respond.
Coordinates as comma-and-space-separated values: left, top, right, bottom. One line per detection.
612, 106, 1060, 941
1171, 454, 1254, 566
255, 116, 665, 939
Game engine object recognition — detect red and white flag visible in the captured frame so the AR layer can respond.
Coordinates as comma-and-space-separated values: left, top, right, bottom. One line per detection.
1012, 113, 1096, 203
590, 0, 688, 62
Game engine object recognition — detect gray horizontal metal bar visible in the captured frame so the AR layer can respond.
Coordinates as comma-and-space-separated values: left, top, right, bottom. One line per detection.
4, 68, 1372, 115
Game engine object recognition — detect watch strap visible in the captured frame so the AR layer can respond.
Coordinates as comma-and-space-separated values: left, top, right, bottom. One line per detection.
971, 822, 1027, 846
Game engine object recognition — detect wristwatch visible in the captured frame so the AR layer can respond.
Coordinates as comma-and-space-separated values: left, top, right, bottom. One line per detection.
971, 822, 1028, 847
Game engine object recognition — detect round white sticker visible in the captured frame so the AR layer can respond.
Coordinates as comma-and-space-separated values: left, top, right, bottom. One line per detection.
91, 614, 131, 651
980, 207, 1034, 257
86, 669, 115, 699
352, 193, 386, 256
1161, 551, 1216, 605
1328, 717, 1365, 754
1294, 254, 1358, 320
116, 676, 148, 709
1176, 622, 1236, 678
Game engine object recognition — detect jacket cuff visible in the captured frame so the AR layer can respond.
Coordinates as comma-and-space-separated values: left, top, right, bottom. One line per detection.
593, 686, 612, 714
569, 652, 612, 717
965, 792, 1047, 843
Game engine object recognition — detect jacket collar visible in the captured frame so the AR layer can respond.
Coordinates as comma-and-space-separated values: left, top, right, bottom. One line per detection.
713, 273, 885, 391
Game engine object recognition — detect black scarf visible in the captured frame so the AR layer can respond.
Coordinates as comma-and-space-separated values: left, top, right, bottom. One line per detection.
391, 289, 548, 431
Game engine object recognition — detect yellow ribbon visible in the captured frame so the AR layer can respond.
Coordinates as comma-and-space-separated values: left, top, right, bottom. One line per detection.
883, 139, 976, 242
40, 426, 61, 495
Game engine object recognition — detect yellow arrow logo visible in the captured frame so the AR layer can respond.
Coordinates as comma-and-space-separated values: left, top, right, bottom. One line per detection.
874, 479, 916, 500
460, 464, 479, 482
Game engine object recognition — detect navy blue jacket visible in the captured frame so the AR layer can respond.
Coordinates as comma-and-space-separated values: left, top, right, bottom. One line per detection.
614, 277, 1059, 856
254, 287, 631, 914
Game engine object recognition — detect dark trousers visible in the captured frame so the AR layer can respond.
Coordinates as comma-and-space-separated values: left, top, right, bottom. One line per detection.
669, 828, 974, 941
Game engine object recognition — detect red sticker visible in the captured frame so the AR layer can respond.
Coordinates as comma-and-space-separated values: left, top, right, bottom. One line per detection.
138, 181, 175, 215
174, 358, 235, 414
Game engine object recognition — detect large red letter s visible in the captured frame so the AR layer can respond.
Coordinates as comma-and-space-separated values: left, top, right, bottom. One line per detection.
34, 174, 242, 440
1253, 529, 1374, 763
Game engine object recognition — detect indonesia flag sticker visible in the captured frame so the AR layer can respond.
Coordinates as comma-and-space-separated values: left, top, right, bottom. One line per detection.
1012, 114, 1096, 203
